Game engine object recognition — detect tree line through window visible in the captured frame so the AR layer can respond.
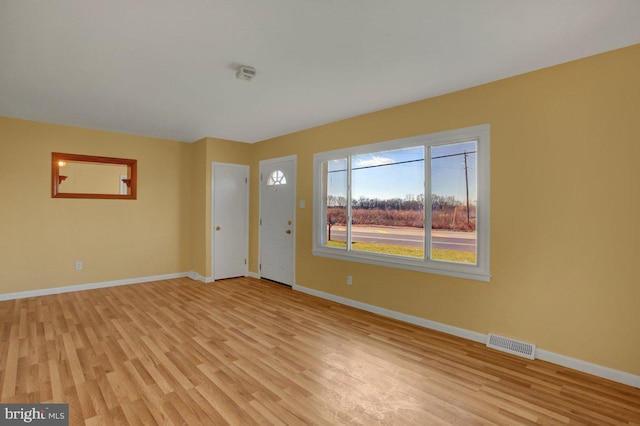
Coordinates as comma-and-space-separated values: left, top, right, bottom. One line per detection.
323, 141, 477, 264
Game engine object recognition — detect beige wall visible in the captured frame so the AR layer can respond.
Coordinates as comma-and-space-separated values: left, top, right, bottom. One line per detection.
251, 44, 640, 376
189, 137, 251, 278
59, 162, 128, 194
0, 121, 250, 287
0, 117, 192, 292
188, 138, 208, 276
0, 43, 638, 377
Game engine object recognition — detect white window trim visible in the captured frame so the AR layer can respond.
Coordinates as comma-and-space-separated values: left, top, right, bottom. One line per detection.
312, 124, 491, 282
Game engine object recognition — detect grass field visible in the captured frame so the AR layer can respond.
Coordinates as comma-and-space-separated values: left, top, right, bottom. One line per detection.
326, 241, 476, 264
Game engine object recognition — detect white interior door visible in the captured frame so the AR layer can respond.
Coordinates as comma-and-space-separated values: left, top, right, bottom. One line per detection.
260, 156, 296, 285
213, 163, 249, 280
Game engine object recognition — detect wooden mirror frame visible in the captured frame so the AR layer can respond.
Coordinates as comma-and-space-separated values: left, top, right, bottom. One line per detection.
52, 152, 137, 199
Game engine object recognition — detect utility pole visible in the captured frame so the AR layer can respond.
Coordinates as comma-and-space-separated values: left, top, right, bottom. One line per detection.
463, 151, 470, 227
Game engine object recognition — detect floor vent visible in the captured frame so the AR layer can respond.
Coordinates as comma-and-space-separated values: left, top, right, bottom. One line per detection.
486, 334, 536, 360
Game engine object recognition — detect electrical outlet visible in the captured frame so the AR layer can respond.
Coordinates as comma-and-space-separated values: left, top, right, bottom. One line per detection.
75, 261, 83, 271
347, 275, 352, 285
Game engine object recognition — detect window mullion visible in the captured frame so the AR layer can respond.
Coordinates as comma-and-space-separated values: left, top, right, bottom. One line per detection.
346, 156, 352, 251
425, 145, 432, 261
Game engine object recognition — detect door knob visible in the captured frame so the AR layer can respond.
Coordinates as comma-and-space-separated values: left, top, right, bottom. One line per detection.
216, 226, 221, 231
286, 229, 291, 234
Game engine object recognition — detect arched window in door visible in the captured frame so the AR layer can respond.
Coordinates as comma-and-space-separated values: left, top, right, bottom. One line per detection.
267, 170, 287, 186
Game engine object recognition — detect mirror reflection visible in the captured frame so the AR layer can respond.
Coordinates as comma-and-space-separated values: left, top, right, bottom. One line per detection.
58, 161, 129, 195
52, 153, 137, 199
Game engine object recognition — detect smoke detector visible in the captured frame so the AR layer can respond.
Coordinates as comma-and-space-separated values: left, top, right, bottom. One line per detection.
236, 65, 256, 81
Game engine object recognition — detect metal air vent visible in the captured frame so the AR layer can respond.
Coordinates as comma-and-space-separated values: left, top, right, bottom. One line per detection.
487, 333, 536, 360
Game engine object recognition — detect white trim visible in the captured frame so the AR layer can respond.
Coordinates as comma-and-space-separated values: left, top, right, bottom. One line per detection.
312, 124, 491, 282
191, 270, 259, 282
311, 247, 491, 282
293, 284, 485, 343
536, 349, 640, 389
119, 174, 128, 195
187, 271, 214, 283
0, 272, 189, 301
2, 274, 637, 388
293, 283, 640, 389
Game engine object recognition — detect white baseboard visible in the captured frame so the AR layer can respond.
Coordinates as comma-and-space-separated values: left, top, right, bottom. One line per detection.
188, 271, 260, 282
4, 276, 636, 388
535, 349, 640, 389
187, 271, 214, 283
0, 272, 190, 301
293, 284, 640, 389
293, 284, 485, 343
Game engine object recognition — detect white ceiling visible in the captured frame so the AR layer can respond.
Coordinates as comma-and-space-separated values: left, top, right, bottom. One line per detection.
2, 1, 640, 143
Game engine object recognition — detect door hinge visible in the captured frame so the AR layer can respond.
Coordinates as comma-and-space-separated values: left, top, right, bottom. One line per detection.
245, 177, 248, 184
259, 263, 261, 271
260, 218, 262, 226
245, 259, 247, 265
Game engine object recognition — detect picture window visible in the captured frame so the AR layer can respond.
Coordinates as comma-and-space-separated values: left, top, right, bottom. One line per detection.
312, 124, 490, 281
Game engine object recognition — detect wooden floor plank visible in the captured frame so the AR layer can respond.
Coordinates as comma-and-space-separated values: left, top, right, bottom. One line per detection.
0, 277, 639, 425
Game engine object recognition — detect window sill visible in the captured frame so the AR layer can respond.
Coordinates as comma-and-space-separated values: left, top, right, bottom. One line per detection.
312, 247, 491, 282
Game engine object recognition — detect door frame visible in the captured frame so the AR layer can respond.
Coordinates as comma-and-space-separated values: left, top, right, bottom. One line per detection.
259, 155, 297, 286
211, 161, 249, 281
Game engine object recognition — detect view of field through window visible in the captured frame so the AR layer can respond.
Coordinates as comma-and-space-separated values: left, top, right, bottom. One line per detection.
324, 141, 477, 264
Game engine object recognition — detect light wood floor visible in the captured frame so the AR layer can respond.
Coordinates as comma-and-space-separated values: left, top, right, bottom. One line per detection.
0, 277, 638, 425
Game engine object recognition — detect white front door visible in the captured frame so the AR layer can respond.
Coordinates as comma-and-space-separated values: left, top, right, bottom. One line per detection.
213, 162, 249, 280
260, 156, 296, 285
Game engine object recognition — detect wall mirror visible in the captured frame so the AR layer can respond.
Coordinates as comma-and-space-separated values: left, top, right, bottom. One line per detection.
52, 152, 137, 199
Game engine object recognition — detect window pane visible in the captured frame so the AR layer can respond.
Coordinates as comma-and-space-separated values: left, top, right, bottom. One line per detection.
430, 141, 477, 264
325, 159, 347, 249
351, 147, 424, 258
267, 170, 286, 185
